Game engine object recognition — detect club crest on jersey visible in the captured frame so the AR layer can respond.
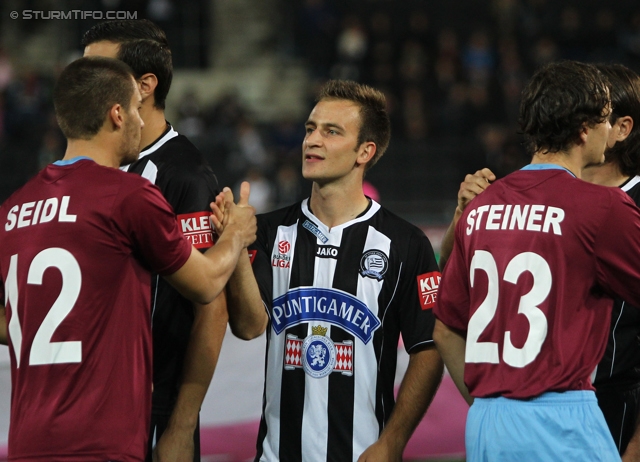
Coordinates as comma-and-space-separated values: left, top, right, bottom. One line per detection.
359, 250, 388, 280
177, 212, 214, 249
417, 271, 441, 309
303, 219, 329, 244
272, 287, 380, 344
284, 327, 353, 378
272, 240, 292, 268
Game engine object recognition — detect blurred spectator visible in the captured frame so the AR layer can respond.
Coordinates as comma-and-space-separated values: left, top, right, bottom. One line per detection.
236, 167, 275, 214
274, 162, 305, 209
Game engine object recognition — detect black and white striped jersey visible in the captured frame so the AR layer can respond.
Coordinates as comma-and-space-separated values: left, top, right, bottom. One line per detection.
250, 198, 440, 462
123, 124, 220, 415
594, 175, 640, 389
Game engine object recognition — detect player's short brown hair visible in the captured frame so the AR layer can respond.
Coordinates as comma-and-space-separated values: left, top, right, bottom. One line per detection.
317, 80, 391, 170
519, 61, 611, 155
54, 57, 135, 140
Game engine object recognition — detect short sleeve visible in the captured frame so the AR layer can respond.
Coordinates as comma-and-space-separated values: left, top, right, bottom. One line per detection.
397, 230, 441, 353
433, 218, 471, 332
115, 182, 193, 276
594, 189, 640, 306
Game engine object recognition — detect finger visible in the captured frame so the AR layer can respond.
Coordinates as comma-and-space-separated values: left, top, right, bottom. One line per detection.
210, 203, 224, 227
478, 167, 497, 182
238, 181, 251, 207
222, 186, 234, 205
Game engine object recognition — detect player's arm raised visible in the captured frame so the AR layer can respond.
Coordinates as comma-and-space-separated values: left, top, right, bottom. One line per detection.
211, 184, 268, 340
164, 182, 257, 305
439, 168, 495, 270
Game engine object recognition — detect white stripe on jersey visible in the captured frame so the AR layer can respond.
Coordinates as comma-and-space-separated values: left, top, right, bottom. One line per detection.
120, 126, 179, 173
141, 160, 159, 184
301, 227, 342, 459
352, 226, 390, 459
622, 175, 640, 193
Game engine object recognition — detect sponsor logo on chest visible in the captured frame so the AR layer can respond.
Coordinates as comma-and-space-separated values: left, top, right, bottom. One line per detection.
316, 245, 339, 258
272, 287, 381, 344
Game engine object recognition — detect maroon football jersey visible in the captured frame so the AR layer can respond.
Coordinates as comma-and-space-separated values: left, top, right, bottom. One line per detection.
0, 158, 192, 461
435, 168, 640, 399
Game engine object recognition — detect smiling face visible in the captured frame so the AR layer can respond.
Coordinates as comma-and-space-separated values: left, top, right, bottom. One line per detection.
302, 98, 372, 186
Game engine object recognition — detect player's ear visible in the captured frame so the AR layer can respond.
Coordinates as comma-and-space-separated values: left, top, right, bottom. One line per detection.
356, 142, 377, 167
578, 124, 589, 145
137, 73, 158, 103
614, 116, 634, 142
107, 103, 125, 130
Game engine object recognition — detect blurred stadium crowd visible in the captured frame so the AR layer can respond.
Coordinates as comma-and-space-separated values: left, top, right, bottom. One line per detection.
2, 0, 640, 219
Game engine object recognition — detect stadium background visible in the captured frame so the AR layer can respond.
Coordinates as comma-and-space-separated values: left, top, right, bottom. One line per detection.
1, 0, 640, 460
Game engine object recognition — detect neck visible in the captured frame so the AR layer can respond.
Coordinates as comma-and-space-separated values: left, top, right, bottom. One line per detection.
63, 137, 121, 168
308, 180, 370, 229
140, 103, 167, 150
582, 161, 629, 187
530, 148, 585, 178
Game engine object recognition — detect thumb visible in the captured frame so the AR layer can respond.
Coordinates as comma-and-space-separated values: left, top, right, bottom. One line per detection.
238, 181, 251, 206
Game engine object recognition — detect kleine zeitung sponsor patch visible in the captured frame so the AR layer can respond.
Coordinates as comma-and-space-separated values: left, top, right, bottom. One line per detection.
417, 271, 441, 309
177, 211, 214, 249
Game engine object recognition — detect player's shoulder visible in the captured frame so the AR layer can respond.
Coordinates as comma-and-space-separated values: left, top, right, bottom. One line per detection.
373, 203, 428, 239
257, 202, 303, 228
136, 127, 207, 169
621, 176, 640, 206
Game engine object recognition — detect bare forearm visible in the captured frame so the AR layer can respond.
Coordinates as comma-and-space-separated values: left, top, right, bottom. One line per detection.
623, 416, 640, 462
226, 250, 268, 340
433, 319, 473, 405
377, 347, 443, 455
168, 294, 228, 430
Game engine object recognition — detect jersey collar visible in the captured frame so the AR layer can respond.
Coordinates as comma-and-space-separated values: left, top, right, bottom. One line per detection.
521, 163, 577, 178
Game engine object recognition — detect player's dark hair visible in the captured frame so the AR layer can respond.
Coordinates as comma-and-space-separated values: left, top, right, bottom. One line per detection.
81, 20, 172, 110
117, 39, 172, 110
519, 61, 611, 155
54, 57, 135, 140
596, 63, 640, 177
317, 79, 391, 170
81, 19, 169, 47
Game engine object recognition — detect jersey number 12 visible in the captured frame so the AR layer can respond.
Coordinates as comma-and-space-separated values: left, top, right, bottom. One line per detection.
5, 248, 82, 367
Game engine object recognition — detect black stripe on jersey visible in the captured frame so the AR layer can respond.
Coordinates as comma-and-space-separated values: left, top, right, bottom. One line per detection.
375, 242, 402, 431
278, 220, 317, 461
326, 222, 367, 460
255, 328, 272, 462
